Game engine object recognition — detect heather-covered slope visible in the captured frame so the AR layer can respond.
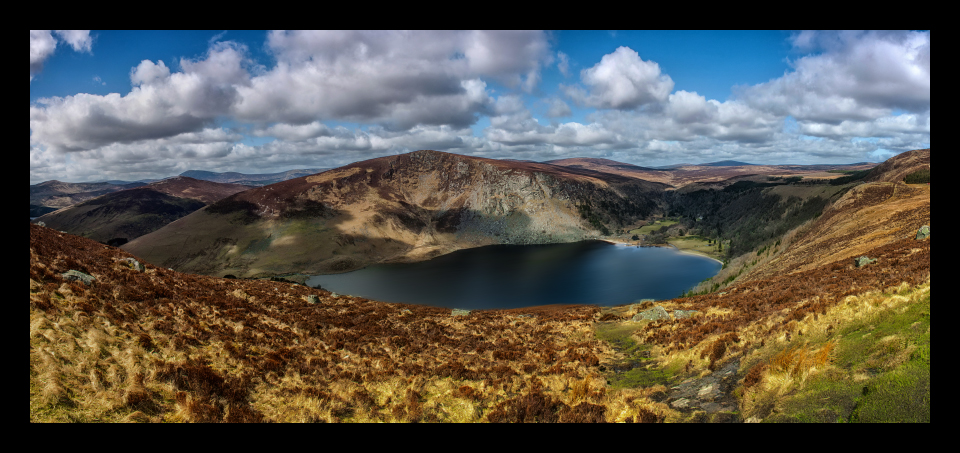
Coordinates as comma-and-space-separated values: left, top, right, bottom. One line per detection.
547, 158, 876, 188
32, 177, 253, 245
30, 180, 147, 209
124, 150, 668, 277
33, 188, 206, 244
30, 223, 666, 423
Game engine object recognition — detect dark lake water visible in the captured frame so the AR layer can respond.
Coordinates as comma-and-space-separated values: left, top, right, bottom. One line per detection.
305, 241, 721, 310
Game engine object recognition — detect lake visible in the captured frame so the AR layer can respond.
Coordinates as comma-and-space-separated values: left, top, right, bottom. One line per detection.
305, 241, 721, 310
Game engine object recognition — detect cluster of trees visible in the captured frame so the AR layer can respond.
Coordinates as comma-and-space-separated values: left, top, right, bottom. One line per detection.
903, 168, 930, 184
666, 180, 844, 258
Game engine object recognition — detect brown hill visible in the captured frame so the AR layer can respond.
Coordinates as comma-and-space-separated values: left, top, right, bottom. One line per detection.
124, 150, 668, 277
32, 178, 253, 245
30, 223, 623, 422
863, 148, 930, 183
29, 148, 931, 423
33, 188, 206, 244
30, 180, 146, 209
547, 158, 876, 188
145, 176, 254, 204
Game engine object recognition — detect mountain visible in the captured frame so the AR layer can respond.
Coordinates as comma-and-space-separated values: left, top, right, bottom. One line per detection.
548, 158, 878, 188
699, 160, 757, 166
29, 180, 148, 209
29, 149, 930, 423
863, 148, 930, 183
179, 168, 326, 186
32, 177, 253, 244
124, 150, 668, 277
143, 176, 254, 204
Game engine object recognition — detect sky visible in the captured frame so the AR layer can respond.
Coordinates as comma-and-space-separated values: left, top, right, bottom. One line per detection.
30, 30, 930, 184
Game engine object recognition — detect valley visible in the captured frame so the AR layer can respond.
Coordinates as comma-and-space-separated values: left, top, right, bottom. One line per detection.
29, 148, 930, 423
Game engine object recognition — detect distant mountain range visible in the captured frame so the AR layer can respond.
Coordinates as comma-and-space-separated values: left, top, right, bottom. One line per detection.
179, 168, 327, 186
31, 177, 253, 244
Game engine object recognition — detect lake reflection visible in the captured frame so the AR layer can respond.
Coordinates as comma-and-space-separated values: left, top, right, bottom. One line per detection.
306, 241, 721, 310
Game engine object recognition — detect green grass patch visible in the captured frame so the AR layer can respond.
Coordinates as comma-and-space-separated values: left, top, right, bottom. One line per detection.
594, 321, 681, 389
765, 286, 930, 422
629, 220, 678, 235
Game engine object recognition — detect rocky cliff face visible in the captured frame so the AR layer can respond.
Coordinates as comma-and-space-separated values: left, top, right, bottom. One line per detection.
124, 150, 668, 277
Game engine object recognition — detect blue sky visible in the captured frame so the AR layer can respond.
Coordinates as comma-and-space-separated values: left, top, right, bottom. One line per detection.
30, 30, 930, 183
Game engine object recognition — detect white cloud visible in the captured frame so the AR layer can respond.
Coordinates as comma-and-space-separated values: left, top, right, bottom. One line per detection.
564, 46, 674, 110
30, 30, 57, 81
557, 51, 570, 77
53, 30, 92, 53
737, 30, 930, 123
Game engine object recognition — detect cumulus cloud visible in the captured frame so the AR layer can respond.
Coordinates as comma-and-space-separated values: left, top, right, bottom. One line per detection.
33, 43, 251, 153
557, 51, 570, 77
564, 46, 674, 110
233, 31, 552, 127
30, 30, 57, 81
737, 30, 930, 123
545, 98, 572, 118
53, 30, 92, 53
30, 30, 93, 81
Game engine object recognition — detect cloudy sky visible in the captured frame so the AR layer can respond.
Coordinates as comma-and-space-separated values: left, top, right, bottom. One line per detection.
30, 30, 930, 184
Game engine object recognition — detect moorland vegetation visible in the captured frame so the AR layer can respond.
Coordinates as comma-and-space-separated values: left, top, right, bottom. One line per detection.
30, 148, 930, 422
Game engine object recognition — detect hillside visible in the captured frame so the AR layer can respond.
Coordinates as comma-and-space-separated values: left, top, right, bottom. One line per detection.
143, 176, 254, 204
124, 150, 668, 278
30, 180, 147, 209
180, 168, 326, 186
32, 177, 252, 245
547, 158, 876, 188
33, 188, 206, 245
30, 223, 631, 423
30, 148, 930, 423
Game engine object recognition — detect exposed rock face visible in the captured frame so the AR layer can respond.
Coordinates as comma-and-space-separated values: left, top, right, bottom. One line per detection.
632, 306, 671, 321
124, 150, 668, 277
62, 270, 95, 285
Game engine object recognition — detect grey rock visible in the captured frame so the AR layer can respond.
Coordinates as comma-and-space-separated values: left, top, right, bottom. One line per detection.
307, 295, 319, 304
916, 225, 929, 240
35, 221, 45, 227
451, 308, 471, 316
673, 309, 700, 319
121, 257, 144, 272
855, 256, 877, 268
330, 292, 339, 298
62, 270, 95, 285
401, 308, 412, 314
632, 305, 671, 322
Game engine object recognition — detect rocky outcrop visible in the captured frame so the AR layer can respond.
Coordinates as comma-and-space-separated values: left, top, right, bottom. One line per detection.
855, 256, 877, 268
916, 225, 929, 240
632, 306, 671, 321
62, 270, 95, 285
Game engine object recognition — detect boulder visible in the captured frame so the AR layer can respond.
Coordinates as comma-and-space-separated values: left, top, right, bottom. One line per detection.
307, 295, 319, 304
854, 256, 877, 268
673, 309, 700, 319
451, 308, 471, 316
330, 292, 339, 298
916, 225, 930, 240
62, 270, 95, 285
121, 257, 145, 272
632, 305, 671, 322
